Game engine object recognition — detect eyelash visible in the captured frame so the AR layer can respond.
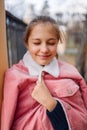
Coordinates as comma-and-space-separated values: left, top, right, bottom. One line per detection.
33, 42, 40, 45
47, 42, 56, 45
33, 42, 56, 46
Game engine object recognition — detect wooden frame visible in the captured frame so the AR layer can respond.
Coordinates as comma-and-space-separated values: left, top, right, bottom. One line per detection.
0, 0, 8, 126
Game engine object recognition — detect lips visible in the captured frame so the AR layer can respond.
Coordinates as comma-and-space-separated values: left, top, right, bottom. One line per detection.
38, 54, 51, 59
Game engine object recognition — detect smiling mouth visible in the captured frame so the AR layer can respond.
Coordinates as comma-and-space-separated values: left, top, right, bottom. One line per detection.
38, 54, 51, 59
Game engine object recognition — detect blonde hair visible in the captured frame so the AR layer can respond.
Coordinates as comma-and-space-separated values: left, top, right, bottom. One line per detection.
24, 16, 63, 45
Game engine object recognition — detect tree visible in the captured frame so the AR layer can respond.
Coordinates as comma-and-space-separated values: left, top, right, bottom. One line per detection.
40, 0, 50, 16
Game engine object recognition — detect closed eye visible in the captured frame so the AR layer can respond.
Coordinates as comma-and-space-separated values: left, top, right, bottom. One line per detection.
33, 42, 41, 45
47, 42, 56, 46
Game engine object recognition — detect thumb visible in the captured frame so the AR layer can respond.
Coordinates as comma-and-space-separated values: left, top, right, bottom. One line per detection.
38, 73, 44, 84
41, 76, 45, 84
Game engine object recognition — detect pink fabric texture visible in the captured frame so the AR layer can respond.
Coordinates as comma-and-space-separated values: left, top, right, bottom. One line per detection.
1, 60, 87, 130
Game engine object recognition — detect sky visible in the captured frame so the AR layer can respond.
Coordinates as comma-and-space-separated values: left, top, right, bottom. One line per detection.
5, 0, 87, 14
5, 0, 87, 23
25, 0, 87, 14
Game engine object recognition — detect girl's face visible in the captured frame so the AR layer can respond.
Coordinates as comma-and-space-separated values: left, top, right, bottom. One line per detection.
27, 23, 59, 66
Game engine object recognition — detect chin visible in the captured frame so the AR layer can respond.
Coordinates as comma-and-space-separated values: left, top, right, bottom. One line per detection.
38, 61, 50, 66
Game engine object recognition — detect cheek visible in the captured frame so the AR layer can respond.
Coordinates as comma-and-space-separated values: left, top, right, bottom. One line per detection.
28, 45, 39, 54
27, 40, 39, 53
50, 46, 57, 53
51, 47, 58, 57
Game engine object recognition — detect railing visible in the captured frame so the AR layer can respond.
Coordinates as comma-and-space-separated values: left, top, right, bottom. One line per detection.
6, 11, 27, 67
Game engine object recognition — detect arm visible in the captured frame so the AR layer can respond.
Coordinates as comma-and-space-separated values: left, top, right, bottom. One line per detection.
46, 101, 69, 130
79, 77, 87, 109
1, 71, 19, 130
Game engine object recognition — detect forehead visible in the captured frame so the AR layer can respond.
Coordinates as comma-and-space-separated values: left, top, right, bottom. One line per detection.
30, 23, 57, 35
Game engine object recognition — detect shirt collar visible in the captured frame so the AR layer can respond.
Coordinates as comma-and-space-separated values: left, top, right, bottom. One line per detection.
23, 51, 60, 80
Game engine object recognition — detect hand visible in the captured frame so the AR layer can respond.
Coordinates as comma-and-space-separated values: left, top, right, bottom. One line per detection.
31, 77, 57, 111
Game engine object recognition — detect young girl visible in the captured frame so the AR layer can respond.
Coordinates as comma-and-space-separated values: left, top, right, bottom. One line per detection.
1, 16, 87, 130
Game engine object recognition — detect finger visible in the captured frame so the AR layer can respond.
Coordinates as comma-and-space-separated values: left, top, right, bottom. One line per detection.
36, 78, 42, 84
38, 73, 42, 82
36, 80, 40, 84
37, 76, 44, 85
38, 71, 43, 82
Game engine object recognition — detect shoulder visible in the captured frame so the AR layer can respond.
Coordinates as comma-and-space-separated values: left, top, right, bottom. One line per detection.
58, 60, 82, 79
58, 60, 77, 71
5, 60, 28, 78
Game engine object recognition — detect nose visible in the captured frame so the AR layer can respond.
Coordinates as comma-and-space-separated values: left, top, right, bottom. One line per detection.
40, 43, 48, 53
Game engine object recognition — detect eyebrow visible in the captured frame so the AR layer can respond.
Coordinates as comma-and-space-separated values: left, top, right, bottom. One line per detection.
32, 38, 57, 41
31, 37, 58, 43
31, 38, 40, 41
48, 38, 57, 40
